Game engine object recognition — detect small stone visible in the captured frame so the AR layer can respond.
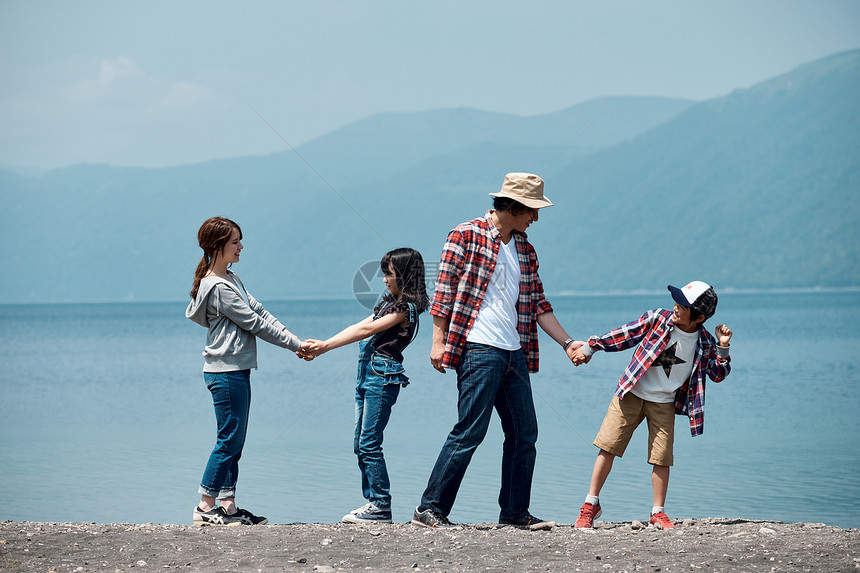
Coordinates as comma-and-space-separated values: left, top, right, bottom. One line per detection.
630, 520, 645, 530
412, 562, 419, 568
136, 561, 147, 567
759, 527, 777, 534
312, 567, 336, 573
529, 520, 555, 531
320, 538, 333, 545
296, 558, 307, 563
368, 530, 383, 536
682, 519, 695, 527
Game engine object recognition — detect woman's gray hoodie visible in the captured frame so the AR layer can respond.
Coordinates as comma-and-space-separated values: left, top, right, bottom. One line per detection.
186, 271, 301, 372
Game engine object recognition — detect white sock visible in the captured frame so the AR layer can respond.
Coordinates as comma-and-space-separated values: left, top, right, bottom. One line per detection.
586, 495, 600, 506
651, 506, 664, 515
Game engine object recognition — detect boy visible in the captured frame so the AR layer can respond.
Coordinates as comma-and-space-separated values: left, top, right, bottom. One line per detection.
570, 281, 733, 529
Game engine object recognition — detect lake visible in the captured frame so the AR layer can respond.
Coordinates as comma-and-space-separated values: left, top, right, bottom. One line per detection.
1, 291, 858, 528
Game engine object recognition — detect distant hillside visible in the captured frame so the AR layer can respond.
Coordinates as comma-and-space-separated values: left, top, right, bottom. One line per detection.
1, 50, 858, 304
297, 97, 694, 183
541, 49, 860, 291
0, 96, 693, 303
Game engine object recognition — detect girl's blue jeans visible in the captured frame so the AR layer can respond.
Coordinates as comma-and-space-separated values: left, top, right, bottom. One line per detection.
354, 339, 407, 507
199, 369, 251, 499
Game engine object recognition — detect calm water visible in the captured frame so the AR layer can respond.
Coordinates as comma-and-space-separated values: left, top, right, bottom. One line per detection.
1, 292, 858, 528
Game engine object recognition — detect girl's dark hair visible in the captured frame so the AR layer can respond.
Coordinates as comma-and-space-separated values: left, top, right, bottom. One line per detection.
493, 196, 532, 216
190, 216, 242, 300
380, 247, 429, 313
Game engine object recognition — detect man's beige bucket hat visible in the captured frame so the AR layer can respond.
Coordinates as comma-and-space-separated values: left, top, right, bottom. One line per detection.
489, 172, 553, 209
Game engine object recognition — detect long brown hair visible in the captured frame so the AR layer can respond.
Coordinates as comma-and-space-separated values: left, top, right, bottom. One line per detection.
190, 216, 243, 300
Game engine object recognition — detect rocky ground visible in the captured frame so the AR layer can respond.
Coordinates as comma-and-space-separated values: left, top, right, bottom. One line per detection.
1, 518, 858, 572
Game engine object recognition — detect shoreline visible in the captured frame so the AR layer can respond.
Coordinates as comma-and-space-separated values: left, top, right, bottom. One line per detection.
2, 518, 858, 572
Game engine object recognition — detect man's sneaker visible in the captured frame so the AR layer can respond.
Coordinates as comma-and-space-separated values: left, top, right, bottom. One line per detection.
574, 502, 602, 528
649, 511, 676, 530
233, 507, 268, 525
499, 512, 549, 528
342, 502, 392, 523
192, 505, 242, 526
411, 507, 459, 529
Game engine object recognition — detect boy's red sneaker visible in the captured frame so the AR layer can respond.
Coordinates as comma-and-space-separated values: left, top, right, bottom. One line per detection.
649, 511, 676, 530
574, 502, 602, 528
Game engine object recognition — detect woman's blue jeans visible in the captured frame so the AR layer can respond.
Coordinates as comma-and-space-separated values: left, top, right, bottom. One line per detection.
354, 339, 406, 507
199, 369, 251, 499
419, 343, 538, 520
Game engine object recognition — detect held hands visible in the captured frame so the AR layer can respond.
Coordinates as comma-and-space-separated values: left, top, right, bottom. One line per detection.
715, 324, 733, 347
295, 339, 327, 361
565, 341, 590, 366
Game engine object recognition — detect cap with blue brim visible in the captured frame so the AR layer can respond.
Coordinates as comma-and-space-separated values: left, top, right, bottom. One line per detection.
668, 281, 718, 318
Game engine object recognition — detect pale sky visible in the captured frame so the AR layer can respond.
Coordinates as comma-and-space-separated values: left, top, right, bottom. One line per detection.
1, 0, 859, 170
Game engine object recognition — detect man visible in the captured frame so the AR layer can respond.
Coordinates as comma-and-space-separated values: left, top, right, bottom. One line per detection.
411, 173, 582, 529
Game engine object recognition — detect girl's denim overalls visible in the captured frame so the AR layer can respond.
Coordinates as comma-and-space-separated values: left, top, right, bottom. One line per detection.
353, 335, 409, 507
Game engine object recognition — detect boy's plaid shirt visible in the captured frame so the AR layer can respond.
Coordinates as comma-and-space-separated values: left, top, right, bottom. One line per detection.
587, 308, 731, 436
429, 211, 553, 373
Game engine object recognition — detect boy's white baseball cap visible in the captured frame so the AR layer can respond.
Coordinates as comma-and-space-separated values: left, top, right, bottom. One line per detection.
667, 281, 718, 318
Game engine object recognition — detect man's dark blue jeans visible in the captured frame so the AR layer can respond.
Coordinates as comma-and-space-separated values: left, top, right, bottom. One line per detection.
419, 342, 538, 520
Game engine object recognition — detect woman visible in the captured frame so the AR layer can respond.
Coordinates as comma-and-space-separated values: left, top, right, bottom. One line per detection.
186, 216, 305, 526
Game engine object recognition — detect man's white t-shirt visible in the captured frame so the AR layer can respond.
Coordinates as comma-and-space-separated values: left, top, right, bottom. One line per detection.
466, 239, 521, 350
631, 327, 699, 403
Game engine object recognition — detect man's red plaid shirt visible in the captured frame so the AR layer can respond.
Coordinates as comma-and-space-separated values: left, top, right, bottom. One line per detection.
429, 211, 553, 373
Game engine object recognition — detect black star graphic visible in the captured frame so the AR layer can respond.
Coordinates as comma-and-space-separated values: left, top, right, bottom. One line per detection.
653, 342, 686, 377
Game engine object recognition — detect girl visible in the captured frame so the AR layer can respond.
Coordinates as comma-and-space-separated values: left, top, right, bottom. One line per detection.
186, 216, 306, 526
303, 248, 428, 523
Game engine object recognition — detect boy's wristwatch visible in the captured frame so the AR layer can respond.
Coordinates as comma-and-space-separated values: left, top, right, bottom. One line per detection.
562, 338, 574, 349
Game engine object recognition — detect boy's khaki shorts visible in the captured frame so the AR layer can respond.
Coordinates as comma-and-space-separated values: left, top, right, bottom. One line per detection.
593, 394, 676, 466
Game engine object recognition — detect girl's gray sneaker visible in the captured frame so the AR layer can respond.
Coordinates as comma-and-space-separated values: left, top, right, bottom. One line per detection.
342, 502, 392, 523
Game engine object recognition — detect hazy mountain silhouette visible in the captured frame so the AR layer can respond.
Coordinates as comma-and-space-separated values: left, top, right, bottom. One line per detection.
1, 50, 857, 304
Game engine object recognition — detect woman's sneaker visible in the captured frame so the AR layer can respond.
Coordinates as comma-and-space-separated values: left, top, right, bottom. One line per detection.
342, 502, 392, 523
192, 506, 242, 526
233, 507, 268, 525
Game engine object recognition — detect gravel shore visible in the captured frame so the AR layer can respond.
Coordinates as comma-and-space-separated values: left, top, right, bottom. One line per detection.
2, 518, 858, 572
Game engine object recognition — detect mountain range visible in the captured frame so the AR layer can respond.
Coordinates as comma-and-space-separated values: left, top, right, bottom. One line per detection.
1, 50, 858, 304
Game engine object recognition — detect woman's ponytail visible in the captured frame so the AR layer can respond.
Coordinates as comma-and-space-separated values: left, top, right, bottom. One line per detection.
189, 217, 242, 300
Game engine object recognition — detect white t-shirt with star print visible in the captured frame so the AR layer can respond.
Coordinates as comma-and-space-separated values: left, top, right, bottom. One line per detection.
630, 327, 699, 403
